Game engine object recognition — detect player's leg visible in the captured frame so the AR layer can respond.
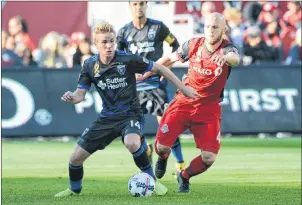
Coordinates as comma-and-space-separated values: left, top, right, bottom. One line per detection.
157, 115, 186, 173
137, 90, 154, 164
122, 118, 168, 195
177, 113, 221, 193
55, 119, 117, 197
154, 100, 190, 179
124, 133, 155, 179
154, 86, 187, 174
54, 145, 91, 197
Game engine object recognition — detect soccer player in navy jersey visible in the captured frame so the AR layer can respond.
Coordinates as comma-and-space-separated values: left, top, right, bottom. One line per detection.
117, 1, 186, 178
54, 21, 199, 197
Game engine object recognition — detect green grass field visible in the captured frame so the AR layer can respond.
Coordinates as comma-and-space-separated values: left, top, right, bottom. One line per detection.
2, 137, 301, 205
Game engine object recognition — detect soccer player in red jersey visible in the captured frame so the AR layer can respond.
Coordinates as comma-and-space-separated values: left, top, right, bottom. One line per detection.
153, 12, 240, 193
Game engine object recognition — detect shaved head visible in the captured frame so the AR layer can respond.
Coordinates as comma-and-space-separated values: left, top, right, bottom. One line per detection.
204, 12, 226, 45
205, 12, 226, 31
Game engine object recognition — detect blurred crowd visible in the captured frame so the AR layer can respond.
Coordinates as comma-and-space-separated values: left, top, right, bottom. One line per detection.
2, 16, 94, 69
186, 1, 301, 65
1, 1, 302, 69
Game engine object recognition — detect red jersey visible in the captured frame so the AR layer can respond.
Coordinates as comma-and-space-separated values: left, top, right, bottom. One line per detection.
176, 37, 238, 105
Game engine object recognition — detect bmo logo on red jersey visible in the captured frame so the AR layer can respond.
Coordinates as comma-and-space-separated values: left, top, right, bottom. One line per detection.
192, 66, 223, 77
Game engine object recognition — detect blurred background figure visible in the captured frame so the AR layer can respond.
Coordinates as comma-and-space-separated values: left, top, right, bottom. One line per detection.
224, 1, 243, 11
59, 34, 74, 68
224, 8, 246, 55
243, 26, 279, 65
186, 1, 202, 34
36, 31, 67, 68
15, 43, 37, 66
196, 1, 216, 34
78, 37, 94, 66
5, 34, 17, 51
1, 30, 22, 67
70, 32, 87, 67
242, 1, 264, 27
263, 21, 283, 61
285, 28, 302, 65
72, 34, 94, 67
8, 15, 36, 52
278, 2, 301, 62
281, 1, 301, 30
257, 2, 282, 31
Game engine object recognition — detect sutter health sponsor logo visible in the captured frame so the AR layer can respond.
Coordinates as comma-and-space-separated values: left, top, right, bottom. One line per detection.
97, 77, 128, 90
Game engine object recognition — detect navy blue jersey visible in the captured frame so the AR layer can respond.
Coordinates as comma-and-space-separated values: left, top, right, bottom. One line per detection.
117, 18, 179, 91
77, 51, 153, 119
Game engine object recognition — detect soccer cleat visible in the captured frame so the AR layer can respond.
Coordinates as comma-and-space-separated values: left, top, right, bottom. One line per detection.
54, 188, 80, 198
155, 157, 168, 179
173, 162, 187, 179
175, 162, 187, 173
154, 180, 168, 196
146, 144, 153, 165
177, 172, 190, 193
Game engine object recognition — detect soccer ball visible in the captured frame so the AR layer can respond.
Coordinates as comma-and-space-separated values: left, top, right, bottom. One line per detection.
128, 172, 155, 197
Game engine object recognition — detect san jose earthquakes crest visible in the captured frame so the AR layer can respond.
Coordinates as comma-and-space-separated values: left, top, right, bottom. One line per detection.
148, 29, 156, 40
117, 65, 126, 75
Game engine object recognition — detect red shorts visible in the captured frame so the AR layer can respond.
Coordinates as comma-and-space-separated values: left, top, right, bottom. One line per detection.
156, 99, 221, 154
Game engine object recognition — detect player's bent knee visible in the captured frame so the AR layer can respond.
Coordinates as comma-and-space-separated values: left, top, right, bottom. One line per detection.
156, 142, 170, 154
124, 133, 141, 153
70, 145, 91, 166
201, 151, 217, 166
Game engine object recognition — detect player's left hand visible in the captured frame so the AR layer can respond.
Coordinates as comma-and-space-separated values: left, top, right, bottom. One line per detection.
136, 74, 144, 81
211, 54, 227, 67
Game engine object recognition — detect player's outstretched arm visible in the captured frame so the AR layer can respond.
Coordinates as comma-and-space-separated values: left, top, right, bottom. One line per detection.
140, 52, 180, 80
150, 62, 200, 99
156, 52, 180, 67
211, 46, 240, 67
61, 88, 87, 104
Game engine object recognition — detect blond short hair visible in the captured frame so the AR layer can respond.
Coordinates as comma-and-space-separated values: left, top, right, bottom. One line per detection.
93, 22, 115, 43
223, 8, 241, 22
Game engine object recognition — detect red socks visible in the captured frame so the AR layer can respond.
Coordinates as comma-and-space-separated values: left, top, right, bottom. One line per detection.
181, 155, 211, 179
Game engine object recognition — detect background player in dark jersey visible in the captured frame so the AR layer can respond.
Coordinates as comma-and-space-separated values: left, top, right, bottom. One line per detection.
154, 13, 240, 193
116, 1, 186, 177
54, 22, 199, 197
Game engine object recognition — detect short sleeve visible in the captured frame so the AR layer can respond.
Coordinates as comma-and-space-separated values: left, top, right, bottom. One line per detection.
128, 55, 154, 74
116, 28, 128, 52
223, 44, 239, 55
176, 40, 190, 62
77, 62, 92, 90
158, 23, 171, 41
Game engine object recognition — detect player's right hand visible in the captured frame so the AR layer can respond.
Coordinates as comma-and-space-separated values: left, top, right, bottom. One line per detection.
180, 86, 201, 99
61, 91, 74, 103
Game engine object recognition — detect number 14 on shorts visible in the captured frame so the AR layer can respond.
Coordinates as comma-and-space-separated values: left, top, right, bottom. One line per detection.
130, 120, 141, 129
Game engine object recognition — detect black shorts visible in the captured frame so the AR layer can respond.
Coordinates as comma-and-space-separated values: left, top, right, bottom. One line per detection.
77, 115, 144, 154
138, 87, 170, 117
